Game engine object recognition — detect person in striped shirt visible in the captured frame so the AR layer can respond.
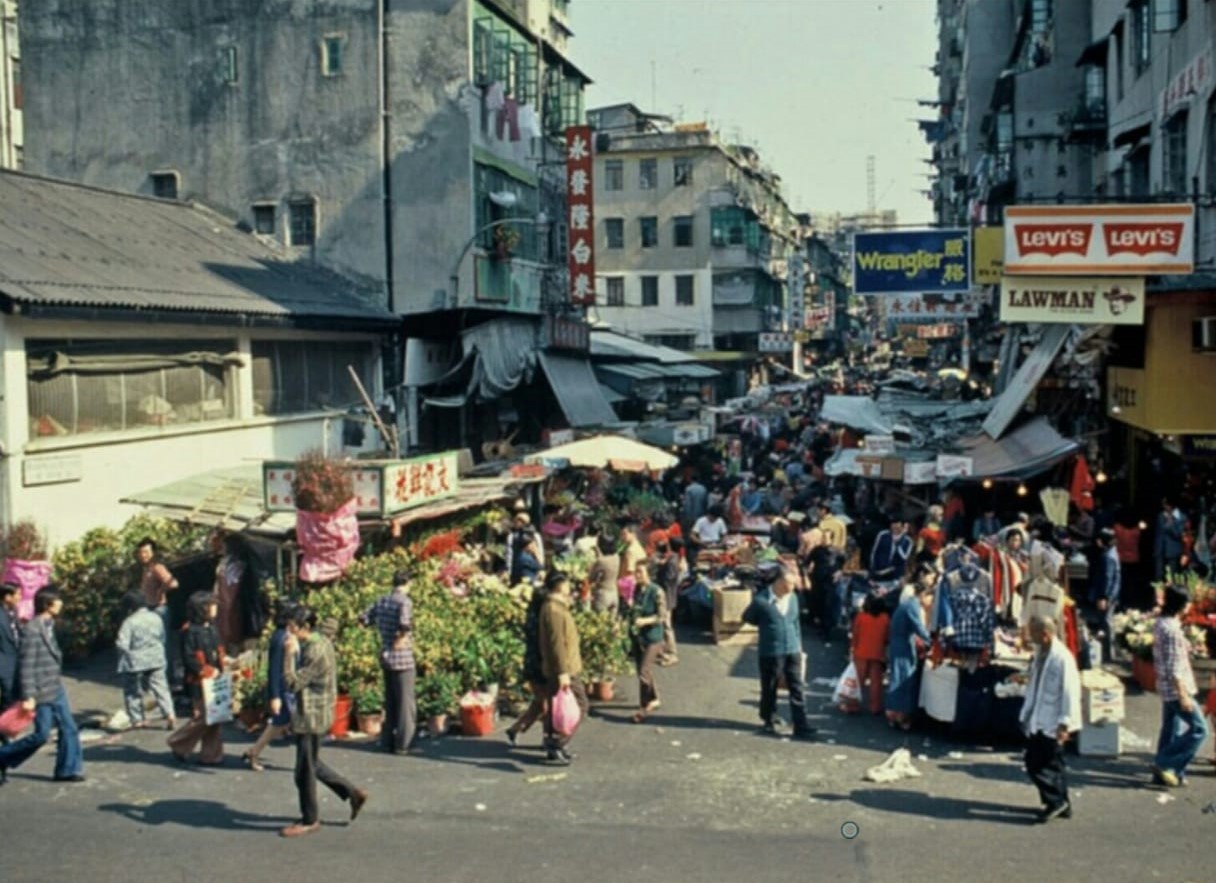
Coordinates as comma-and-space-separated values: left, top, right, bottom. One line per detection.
1151, 586, 1209, 788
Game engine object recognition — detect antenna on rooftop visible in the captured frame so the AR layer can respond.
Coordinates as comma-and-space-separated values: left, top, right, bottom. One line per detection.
867, 155, 877, 216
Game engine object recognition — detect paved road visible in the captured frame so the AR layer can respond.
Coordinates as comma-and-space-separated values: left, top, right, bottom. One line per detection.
2, 631, 1211, 883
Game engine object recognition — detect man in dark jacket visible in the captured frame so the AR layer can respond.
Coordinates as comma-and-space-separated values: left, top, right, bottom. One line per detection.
537, 573, 589, 766
0, 583, 20, 712
742, 567, 816, 740
0, 587, 85, 783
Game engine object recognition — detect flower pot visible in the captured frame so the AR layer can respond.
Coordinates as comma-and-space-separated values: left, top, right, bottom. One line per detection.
330, 693, 354, 738
591, 680, 615, 702
1131, 656, 1157, 692
428, 713, 449, 737
459, 701, 495, 737
356, 712, 384, 738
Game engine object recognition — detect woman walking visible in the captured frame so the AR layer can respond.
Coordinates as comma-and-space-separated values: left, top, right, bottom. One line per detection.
630, 563, 665, 723
168, 592, 226, 765
885, 580, 934, 731
243, 603, 296, 772
505, 582, 550, 746
115, 592, 175, 730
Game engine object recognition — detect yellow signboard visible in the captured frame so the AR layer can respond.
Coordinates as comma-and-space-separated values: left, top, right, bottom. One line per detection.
973, 227, 1004, 285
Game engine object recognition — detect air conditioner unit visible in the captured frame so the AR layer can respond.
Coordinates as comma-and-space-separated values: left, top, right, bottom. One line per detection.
1193, 316, 1216, 352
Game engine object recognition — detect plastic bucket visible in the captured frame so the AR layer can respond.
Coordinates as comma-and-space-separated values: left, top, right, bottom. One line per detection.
459, 702, 495, 737
330, 694, 354, 738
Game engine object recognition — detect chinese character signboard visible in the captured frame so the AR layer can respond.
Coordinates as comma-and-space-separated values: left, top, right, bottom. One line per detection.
852, 229, 971, 295
885, 292, 984, 320
1000, 276, 1145, 325
1003, 205, 1195, 276
543, 314, 590, 351
264, 454, 460, 518
758, 332, 794, 353
1161, 48, 1213, 120
973, 226, 1004, 285
936, 455, 974, 478
788, 257, 806, 329
565, 126, 596, 305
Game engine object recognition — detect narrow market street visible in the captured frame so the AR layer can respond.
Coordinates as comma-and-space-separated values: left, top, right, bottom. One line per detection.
1, 632, 1208, 883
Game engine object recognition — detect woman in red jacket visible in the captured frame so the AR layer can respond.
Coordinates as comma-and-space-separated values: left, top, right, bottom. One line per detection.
851, 594, 891, 716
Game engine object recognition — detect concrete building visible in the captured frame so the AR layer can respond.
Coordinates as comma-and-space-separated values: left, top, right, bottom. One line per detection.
0, 0, 19, 169
588, 104, 801, 353
17, 0, 609, 450
0, 169, 396, 543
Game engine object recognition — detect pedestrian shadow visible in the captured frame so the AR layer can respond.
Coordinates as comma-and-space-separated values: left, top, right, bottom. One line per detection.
594, 711, 753, 732
98, 799, 296, 831
814, 788, 1040, 825
938, 760, 1150, 791
85, 742, 223, 773
412, 736, 527, 774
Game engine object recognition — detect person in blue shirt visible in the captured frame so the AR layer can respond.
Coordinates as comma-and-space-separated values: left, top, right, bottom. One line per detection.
886, 581, 935, 731
243, 602, 297, 772
1088, 528, 1121, 664
742, 567, 816, 740
870, 518, 913, 584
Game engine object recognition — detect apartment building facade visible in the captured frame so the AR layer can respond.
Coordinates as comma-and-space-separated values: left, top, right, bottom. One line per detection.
0, 0, 18, 169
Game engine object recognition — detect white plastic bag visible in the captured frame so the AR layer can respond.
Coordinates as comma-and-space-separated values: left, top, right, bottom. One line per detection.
202, 672, 234, 726
832, 662, 862, 705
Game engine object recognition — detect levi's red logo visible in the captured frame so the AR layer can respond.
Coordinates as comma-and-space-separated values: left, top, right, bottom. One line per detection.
1103, 223, 1185, 256
1014, 224, 1092, 257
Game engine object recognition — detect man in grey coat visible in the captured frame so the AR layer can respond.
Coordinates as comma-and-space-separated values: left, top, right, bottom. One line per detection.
115, 592, 176, 730
0, 588, 85, 783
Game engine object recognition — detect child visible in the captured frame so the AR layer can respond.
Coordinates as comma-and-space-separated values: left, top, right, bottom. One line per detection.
851, 594, 891, 716
115, 592, 176, 730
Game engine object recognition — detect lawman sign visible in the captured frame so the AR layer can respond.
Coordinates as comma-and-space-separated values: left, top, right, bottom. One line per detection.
999, 277, 1146, 325
1003, 205, 1195, 276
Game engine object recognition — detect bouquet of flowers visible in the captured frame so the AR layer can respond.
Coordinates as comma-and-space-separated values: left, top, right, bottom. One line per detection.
291, 449, 355, 515
1113, 610, 1155, 661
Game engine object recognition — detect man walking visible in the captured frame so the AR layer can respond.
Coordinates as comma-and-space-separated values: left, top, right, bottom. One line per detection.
1019, 615, 1081, 822
0, 583, 20, 711
0, 588, 85, 783
360, 568, 416, 755
1152, 586, 1209, 787
281, 607, 367, 837
742, 566, 816, 740
537, 572, 589, 766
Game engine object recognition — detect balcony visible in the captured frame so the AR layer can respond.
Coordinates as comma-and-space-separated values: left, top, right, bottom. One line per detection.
1062, 98, 1107, 143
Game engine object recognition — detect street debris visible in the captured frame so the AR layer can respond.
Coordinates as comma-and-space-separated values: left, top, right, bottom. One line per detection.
1156, 794, 1175, 805
525, 772, 568, 784
832, 754, 849, 762
670, 740, 682, 747
686, 753, 702, 761
1201, 802, 1216, 814
864, 748, 922, 783
474, 803, 488, 812
1121, 729, 1152, 750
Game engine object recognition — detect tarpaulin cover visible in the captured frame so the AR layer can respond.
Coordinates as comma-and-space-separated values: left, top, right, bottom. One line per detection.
820, 396, 894, 435
538, 353, 619, 427
3, 559, 53, 621
296, 499, 360, 583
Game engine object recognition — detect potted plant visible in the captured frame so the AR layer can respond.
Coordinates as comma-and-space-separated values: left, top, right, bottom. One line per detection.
492, 224, 520, 261
418, 671, 461, 737
353, 681, 385, 738
235, 664, 268, 732
574, 607, 632, 702
290, 449, 359, 584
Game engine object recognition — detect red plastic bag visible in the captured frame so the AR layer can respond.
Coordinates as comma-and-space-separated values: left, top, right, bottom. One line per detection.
0, 702, 35, 738
551, 686, 581, 737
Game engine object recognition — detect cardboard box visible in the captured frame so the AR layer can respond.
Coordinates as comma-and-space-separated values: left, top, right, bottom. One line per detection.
713, 587, 752, 624
1081, 670, 1125, 724
1077, 720, 1121, 757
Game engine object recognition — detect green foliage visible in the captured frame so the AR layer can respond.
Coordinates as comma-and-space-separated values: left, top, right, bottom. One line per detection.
417, 670, 462, 719
352, 680, 384, 714
572, 606, 632, 680
52, 514, 209, 660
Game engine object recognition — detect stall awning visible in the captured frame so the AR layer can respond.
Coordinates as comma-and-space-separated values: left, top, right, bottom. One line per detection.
820, 396, 895, 435
959, 417, 1080, 479
1076, 38, 1108, 67
598, 362, 668, 381
122, 465, 297, 538
538, 352, 619, 428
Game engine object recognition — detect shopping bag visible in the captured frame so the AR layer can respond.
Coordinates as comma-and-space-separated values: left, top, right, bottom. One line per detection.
832, 662, 862, 705
551, 686, 581, 736
202, 672, 234, 726
0, 702, 35, 738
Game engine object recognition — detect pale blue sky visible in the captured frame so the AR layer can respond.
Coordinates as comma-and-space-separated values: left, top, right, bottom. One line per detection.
571, 0, 937, 224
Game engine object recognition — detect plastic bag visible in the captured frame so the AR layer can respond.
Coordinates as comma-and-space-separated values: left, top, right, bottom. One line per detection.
3, 559, 53, 621
202, 672, 234, 726
296, 499, 360, 583
832, 662, 862, 706
0, 702, 35, 738
551, 686, 582, 736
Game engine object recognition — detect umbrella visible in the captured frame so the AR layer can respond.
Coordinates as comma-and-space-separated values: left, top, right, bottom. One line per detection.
526, 434, 679, 472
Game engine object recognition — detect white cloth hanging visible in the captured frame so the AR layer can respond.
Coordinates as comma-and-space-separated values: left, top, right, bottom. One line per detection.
1040, 487, 1070, 528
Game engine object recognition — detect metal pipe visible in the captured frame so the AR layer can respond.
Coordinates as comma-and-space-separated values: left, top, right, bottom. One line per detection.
379, 0, 396, 314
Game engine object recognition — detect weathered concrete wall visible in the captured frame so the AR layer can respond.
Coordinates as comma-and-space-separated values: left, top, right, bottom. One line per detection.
20, 0, 389, 299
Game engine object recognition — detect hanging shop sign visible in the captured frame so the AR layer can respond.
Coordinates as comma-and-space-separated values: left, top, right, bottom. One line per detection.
788, 257, 806, 329
264, 453, 460, 517
1003, 205, 1195, 276
1182, 436, 1216, 458
565, 126, 596, 305
903, 339, 931, 358
973, 226, 1004, 285
758, 332, 794, 353
864, 435, 896, 455
885, 292, 983, 320
917, 323, 958, 339
904, 460, 939, 485
936, 454, 975, 478
852, 229, 971, 295
1160, 47, 1213, 120
543, 314, 591, 351
855, 455, 885, 479
999, 276, 1145, 325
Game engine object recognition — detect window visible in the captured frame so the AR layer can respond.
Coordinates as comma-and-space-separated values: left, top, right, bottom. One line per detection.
10, 56, 20, 110
711, 207, 758, 249
606, 277, 625, 307
641, 276, 659, 306
639, 158, 658, 190
604, 160, 624, 191
289, 199, 317, 246
1114, 26, 1125, 100
1154, 0, 1187, 32
253, 204, 277, 236
252, 340, 374, 416
322, 36, 344, 77
150, 172, 179, 200
26, 339, 237, 438
673, 215, 694, 248
222, 46, 239, 85
996, 110, 1014, 151
673, 156, 693, 187
1030, 0, 1052, 32
1083, 65, 1106, 116
1131, 1, 1151, 75
640, 216, 658, 248
643, 334, 694, 351
675, 275, 695, 307
1128, 147, 1151, 198
605, 218, 624, 249
1164, 111, 1188, 196
475, 163, 538, 260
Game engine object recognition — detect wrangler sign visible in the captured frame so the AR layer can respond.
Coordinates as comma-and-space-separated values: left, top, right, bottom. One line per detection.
852, 229, 970, 295
1003, 205, 1194, 276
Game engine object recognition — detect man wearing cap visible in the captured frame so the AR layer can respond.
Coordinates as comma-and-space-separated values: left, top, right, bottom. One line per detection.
360, 569, 416, 755
742, 566, 816, 740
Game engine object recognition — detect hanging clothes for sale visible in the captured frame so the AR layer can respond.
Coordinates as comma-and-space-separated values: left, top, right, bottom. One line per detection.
1039, 487, 1071, 528
1069, 456, 1095, 512
942, 578, 996, 653
989, 546, 1027, 621
1019, 576, 1065, 632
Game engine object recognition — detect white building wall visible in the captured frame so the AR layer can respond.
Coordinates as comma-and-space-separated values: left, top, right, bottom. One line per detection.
0, 0, 20, 169
594, 266, 714, 348
0, 316, 382, 546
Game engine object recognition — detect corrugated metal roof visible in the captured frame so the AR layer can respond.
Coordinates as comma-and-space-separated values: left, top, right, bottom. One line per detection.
0, 170, 396, 324
538, 353, 620, 428
590, 329, 701, 365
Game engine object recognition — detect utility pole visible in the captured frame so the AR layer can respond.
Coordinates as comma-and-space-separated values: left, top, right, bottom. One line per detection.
866, 155, 877, 218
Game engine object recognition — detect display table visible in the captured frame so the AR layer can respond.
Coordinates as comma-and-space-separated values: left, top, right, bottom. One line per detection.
919, 661, 1027, 745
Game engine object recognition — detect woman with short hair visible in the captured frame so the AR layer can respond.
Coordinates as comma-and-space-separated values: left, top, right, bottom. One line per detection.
167, 591, 226, 765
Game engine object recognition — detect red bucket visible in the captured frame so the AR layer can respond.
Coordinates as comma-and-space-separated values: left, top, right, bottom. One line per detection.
330, 694, 354, 738
459, 702, 495, 737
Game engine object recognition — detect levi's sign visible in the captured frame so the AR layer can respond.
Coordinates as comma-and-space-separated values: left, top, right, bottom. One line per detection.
1004, 205, 1194, 275
1000, 277, 1145, 326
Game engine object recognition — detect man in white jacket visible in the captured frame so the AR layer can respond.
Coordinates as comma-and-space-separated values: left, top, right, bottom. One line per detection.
1019, 614, 1081, 822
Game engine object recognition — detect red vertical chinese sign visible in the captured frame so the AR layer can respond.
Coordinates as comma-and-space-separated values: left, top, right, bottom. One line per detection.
565, 126, 595, 305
